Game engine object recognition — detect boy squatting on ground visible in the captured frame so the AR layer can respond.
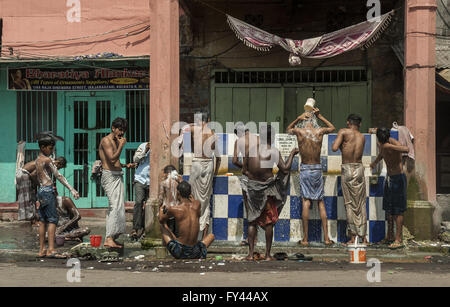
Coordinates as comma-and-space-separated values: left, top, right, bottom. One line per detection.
35, 137, 79, 258
370, 127, 409, 249
159, 181, 215, 259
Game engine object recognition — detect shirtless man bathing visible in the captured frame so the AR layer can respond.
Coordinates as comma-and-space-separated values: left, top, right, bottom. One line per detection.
370, 127, 409, 249
188, 113, 221, 240
99, 117, 135, 248
244, 125, 298, 261
159, 181, 215, 259
332, 114, 368, 245
287, 108, 335, 246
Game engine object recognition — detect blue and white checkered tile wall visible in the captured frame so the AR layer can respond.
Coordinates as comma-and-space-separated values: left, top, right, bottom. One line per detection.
181, 131, 398, 244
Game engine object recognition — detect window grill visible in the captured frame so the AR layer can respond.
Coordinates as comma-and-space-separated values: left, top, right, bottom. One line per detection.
16, 91, 57, 143
214, 69, 367, 84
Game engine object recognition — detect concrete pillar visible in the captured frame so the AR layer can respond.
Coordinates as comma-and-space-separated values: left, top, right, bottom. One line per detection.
404, 0, 437, 239
404, 0, 437, 202
145, 0, 180, 237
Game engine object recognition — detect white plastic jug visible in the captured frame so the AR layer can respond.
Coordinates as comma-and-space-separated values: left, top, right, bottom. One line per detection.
348, 236, 367, 264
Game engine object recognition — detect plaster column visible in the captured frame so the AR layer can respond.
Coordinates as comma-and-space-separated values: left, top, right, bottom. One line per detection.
404, 0, 437, 202
145, 0, 180, 237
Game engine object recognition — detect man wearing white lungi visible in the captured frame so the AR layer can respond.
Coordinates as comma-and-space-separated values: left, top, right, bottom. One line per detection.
188, 113, 221, 240
99, 117, 135, 248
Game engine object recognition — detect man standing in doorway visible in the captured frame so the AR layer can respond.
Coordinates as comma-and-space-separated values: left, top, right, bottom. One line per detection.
130, 141, 150, 241
332, 114, 368, 245
99, 117, 135, 248
188, 113, 221, 240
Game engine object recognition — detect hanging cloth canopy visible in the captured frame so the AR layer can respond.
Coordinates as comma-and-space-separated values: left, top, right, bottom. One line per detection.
227, 10, 394, 65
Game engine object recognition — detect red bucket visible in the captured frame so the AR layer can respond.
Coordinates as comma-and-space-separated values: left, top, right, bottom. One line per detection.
90, 235, 102, 247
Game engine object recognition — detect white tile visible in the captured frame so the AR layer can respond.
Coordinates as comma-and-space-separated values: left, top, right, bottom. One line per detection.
327, 220, 338, 243
228, 218, 243, 241
324, 175, 338, 196
374, 197, 385, 221
371, 134, 378, 156
321, 135, 328, 156
365, 176, 370, 197
337, 196, 347, 220
279, 196, 290, 219
218, 155, 228, 174
213, 195, 228, 218
290, 219, 303, 242
227, 134, 237, 156
290, 173, 301, 196
228, 176, 243, 195
369, 197, 377, 221
327, 156, 341, 173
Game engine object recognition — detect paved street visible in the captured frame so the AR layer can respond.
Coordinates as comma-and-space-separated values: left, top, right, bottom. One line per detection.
0, 256, 449, 287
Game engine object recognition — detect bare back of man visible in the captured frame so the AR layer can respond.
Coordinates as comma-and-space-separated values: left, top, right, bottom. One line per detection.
295, 129, 324, 164
333, 128, 365, 164
380, 138, 404, 176
233, 132, 259, 175
191, 123, 215, 159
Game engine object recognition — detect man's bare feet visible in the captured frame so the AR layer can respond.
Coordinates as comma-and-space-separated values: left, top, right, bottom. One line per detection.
298, 240, 309, 246
104, 237, 123, 248
262, 255, 276, 261
37, 249, 47, 258
324, 239, 335, 246
244, 255, 254, 261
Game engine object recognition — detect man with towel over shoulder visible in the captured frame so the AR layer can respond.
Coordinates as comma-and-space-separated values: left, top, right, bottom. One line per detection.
332, 114, 368, 245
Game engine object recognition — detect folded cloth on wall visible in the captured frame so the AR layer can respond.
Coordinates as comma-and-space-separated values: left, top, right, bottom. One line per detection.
392, 122, 415, 160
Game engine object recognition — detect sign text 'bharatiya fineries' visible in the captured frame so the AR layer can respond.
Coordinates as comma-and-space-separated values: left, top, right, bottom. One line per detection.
7, 67, 149, 91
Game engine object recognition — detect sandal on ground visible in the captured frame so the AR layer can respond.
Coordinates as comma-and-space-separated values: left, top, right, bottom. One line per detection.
377, 239, 394, 245
388, 242, 404, 249
46, 252, 67, 259
240, 240, 249, 246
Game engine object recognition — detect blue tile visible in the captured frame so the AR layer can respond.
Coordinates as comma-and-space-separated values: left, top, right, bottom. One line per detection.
324, 196, 337, 220
290, 156, 299, 171
307, 220, 322, 242
243, 219, 248, 240
290, 196, 302, 219
216, 133, 227, 155
363, 134, 372, 156
321, 156, 328, 172
213, 176, 228, 195
228, 156, 240, 171
369, 221, 386, 243
182, 175, 190, 182
337, 176, 343, 196
274, 219, 290, 242
212, 218, 228, 240
369, 176, 385, 197
328, 134, 340, 156
366, 197, 370, 219
183, 131, 192, 153
390, 129, 399, 141
228, 195, 244, 218
337, 220, 349, 243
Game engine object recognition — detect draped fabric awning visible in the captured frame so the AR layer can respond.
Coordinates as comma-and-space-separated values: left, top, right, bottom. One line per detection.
227, 10, 395, 65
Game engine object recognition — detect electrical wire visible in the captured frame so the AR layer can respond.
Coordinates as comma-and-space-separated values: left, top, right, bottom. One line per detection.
2, 21, 149, 46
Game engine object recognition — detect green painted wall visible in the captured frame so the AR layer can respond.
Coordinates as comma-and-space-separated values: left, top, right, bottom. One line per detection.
0, 65, 18, 202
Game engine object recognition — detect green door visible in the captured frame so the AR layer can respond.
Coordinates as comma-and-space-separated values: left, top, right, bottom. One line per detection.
284, 85, 370, 132
65, 94, 120, 208
212, 86, 284, 132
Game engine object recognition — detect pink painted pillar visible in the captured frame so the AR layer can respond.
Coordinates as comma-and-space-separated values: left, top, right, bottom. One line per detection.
146, 0, 179, 235
404, 0, 437, 201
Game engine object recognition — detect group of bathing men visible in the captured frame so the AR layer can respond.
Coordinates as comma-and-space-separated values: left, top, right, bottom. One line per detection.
16, 104, 409, 260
